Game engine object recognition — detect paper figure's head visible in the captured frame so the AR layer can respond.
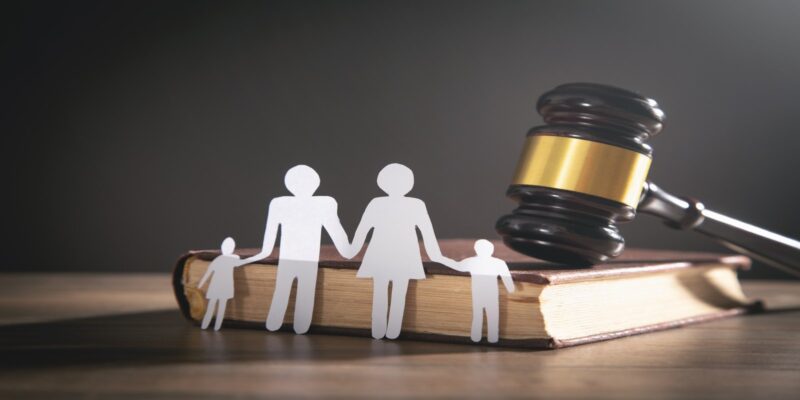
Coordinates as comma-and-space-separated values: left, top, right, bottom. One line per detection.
285, 165, 320, 196
221, 237, 236, 255
377, 163, 414, 196
474, 239, 494, 257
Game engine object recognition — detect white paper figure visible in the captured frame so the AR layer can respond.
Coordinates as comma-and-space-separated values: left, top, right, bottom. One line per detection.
456, 239, 515, 343
243, 165, 351, 334
198, 237, 250, 331
350, 163, 459, 340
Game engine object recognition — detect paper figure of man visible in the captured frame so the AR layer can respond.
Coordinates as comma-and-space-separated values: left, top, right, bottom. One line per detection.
243, 165, 351, 334
198, 237, 250, 331
456, 239, 515, 343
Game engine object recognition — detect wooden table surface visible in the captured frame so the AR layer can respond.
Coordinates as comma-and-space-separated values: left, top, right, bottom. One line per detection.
1, 273, 799, 399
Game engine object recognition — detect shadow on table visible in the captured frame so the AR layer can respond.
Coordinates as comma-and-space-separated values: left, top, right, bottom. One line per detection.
0, 310, 519, 370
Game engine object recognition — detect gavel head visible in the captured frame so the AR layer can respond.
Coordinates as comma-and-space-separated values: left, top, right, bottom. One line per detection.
495, 83, 665, 265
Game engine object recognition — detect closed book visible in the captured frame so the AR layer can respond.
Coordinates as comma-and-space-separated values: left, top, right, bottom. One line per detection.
172, 239, 757, 348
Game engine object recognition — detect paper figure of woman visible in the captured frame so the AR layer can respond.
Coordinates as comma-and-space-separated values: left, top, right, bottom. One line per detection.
350, 163, 458, 339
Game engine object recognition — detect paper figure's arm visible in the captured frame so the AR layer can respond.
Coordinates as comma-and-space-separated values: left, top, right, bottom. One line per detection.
323, 200, 353, 259
232, 256, 250, 268
243, 201, 280, 263
499, 261, 515, 293
416, 202, 458, 268
349, 201, 375, 257
447, 260, 469, 272
198, 264, 215, 288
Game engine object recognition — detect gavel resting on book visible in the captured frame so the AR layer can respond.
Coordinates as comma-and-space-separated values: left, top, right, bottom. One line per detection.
496, 82, 800, 277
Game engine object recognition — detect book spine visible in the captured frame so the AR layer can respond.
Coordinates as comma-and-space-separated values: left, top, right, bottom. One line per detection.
172, 252, 195, 323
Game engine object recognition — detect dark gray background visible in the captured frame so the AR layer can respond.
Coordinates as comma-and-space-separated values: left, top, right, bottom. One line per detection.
3, 0, 799, 278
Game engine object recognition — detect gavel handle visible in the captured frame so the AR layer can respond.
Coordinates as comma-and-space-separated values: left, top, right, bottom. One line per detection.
638, 181, 800, 278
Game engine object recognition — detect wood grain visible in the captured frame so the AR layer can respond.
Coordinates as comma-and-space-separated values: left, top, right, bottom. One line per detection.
1, 273, 798, 399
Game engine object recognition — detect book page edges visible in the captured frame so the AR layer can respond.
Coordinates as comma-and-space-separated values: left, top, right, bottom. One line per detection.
539, 266, 755, 340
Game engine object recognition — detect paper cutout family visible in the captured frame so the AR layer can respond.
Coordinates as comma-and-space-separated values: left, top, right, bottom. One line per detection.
198, 164, 515, 343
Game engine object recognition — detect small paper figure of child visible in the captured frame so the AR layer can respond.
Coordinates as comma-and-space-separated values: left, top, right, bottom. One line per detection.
197, 237, 250, 331
456, 239, 515, 343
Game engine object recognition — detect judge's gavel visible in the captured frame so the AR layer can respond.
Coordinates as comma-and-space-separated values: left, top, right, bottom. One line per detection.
496, 82, 800, 277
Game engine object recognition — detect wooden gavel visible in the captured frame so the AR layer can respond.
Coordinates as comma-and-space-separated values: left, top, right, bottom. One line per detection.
496, 83, 800, 277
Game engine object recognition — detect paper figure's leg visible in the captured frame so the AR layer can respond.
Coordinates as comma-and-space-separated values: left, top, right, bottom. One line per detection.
371, 279, 389, 339
487, 298, 500, 343
214, 299, 228, 331
266, 267, 294, 331
201, 298, 217, 330
386, 279, 409, 340
292, 265, 318, 334
471, 302, 483, 342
